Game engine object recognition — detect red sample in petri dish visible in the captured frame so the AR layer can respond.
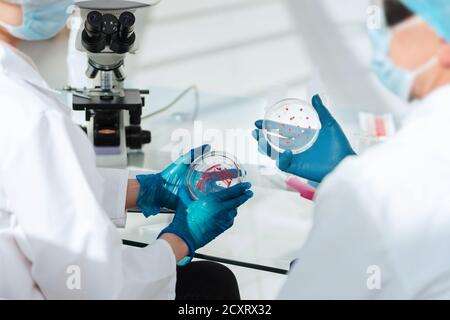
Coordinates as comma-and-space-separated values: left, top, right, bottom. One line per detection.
263, 98, 321, 154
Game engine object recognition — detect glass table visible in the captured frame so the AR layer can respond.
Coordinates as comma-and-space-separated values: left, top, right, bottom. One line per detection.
118, 85, 317, 276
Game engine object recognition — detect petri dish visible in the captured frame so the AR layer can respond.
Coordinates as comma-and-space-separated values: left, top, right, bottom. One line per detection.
263, 98, 322, 154
186, 151, 246, 200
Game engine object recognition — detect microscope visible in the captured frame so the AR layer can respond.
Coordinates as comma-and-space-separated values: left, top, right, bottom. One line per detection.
68, 0, 155, 167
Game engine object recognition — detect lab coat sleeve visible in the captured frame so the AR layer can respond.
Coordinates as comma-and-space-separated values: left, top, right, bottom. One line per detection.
97, 168, 129, 228
278, 159, 406, 299
3, 110, 177, 299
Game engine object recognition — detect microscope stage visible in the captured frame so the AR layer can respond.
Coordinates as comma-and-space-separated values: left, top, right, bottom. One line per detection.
73, 89, 143, 111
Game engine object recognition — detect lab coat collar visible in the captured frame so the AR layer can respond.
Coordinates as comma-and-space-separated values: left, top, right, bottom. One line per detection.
404, 83, 450, 125
417, 83, 450, 117
0, 41, 69, 114
422, 83, 450, 104
0, 42, 58, 94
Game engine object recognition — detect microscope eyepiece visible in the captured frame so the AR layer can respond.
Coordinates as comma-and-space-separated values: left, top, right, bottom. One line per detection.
119, 12, 135, 39
83, 11, 106, 53
87, 11, 102, 29
110, 11, 136, 54
82, 10, 136, 54
119, 12, 135, 28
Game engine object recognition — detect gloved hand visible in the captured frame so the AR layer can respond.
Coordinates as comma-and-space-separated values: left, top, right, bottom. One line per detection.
252, 95, 356, 182
136, 145, 243, 217
159, 182, 253, 260
136, 145, 211, 217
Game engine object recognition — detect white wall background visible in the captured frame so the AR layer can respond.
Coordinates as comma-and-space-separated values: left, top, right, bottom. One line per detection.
21, 0, 407, 116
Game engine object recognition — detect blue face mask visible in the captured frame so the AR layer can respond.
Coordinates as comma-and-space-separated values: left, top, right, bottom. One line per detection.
368, 17, 438, 101
0, 0, 74, 41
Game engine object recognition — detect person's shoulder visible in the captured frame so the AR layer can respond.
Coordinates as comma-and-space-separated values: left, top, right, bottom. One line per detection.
326, 134, 416, 196
0, 75, 66, 123
321, 131, 449, 228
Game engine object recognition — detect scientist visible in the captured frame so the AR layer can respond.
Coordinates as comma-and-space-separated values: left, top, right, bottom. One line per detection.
254, 0, 450, 299
0, 0, 253, 299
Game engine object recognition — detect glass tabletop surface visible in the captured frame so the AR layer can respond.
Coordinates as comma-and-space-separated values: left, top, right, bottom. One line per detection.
119, 86, 317, 273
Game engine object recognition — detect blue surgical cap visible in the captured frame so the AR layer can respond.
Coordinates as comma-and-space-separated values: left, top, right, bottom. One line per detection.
401, 0, 450, 42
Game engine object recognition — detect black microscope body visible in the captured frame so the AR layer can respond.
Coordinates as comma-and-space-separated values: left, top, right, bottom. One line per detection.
72, 1, 151, 157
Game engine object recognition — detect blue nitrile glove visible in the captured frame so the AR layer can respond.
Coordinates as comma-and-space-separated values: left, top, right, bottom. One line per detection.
159, 182, 253, 262
252, 95, 356, 183
136, 145, 243, 217
136, 145, 211, 217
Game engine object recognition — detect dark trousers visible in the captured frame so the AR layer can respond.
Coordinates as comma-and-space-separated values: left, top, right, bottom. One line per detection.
176, 261, 240, 300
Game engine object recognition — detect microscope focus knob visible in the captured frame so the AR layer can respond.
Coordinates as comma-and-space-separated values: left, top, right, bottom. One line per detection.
126, 126, 151, 150
141, 130, 151, 145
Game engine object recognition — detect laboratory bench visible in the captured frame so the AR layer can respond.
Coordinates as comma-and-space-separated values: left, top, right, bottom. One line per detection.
118, 85, 363, 297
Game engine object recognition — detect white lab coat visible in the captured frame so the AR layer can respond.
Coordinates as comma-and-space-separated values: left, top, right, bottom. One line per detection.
0, 43, 176, 299
279, 84, 450, 299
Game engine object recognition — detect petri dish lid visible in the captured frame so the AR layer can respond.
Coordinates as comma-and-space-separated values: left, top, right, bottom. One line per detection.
263, 98, 321, 154
186, 151, 245, 200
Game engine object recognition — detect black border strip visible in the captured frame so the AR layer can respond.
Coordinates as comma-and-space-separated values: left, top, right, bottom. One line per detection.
122, 239, 289, 275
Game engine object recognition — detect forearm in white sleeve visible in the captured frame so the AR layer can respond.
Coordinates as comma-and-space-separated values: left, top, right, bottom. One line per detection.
97, 168, 129, 228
